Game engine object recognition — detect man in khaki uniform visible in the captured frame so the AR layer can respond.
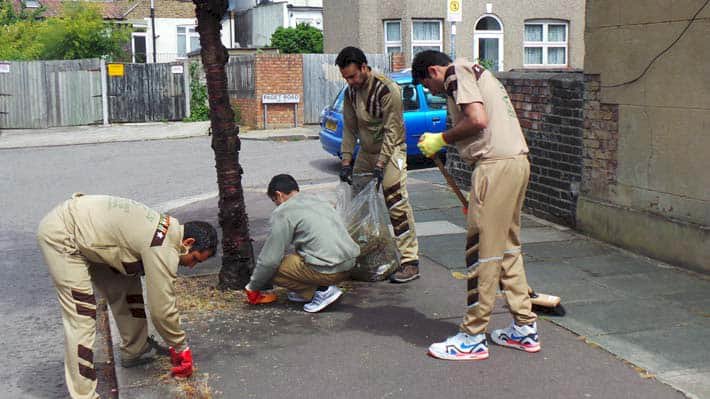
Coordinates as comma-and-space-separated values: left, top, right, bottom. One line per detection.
37, 194, 218, 398
412, 51, 539, 360
245, 174, 360, 313
336, 46, 420, 283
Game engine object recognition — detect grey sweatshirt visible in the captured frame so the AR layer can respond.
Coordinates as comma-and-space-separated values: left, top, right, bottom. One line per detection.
248, 193, 360, 290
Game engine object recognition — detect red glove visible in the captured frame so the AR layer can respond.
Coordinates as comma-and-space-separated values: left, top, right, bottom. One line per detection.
245, 289, 277, 304
169, 347, 193, 378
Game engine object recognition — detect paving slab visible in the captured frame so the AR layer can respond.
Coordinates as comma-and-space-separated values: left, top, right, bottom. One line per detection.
594, 269, 710, 299
521, 226, 576, 243
590, 324, 710, 373
659, 369, 710, 399
418, 233, 466, 270
523, 239, 612, 262
408, 189, 462, 210
555, 298, 700, 336
562, 252, 664, 277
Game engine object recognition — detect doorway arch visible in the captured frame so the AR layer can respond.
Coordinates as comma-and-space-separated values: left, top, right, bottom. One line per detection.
473, 15, 504, 71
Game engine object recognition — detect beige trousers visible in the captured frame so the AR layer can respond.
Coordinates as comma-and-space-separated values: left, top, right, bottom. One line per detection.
461, 156, 537, 335
272, 254, 351, 300
353, 147, 419, 266
37, 201, 149, 399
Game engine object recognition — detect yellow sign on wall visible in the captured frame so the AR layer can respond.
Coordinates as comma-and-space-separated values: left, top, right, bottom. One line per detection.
447, 0, 462, 22
107, 63, 125, 77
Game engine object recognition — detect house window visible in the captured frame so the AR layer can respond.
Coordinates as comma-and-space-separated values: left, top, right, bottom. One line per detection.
384, 20, 402, 57
177, 26, 200, 58
524, 20, 568, 67
473, 15, 504, 71
132, 33, 147, 63
412, 20, 442, 55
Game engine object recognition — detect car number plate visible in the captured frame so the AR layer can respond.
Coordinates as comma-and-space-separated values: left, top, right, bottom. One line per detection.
326, 119, 337, 131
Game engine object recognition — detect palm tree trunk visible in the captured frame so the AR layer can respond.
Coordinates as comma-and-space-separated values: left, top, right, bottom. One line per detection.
193, 0, 254, 289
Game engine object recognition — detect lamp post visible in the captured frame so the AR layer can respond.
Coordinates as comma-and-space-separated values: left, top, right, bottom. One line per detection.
150, 0, 157, 63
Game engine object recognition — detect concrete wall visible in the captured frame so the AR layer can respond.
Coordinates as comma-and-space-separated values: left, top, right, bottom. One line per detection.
323, 0, 585, 70
580, 0, 710, 273
236, 2, 288, 47
288, 8, 323, 29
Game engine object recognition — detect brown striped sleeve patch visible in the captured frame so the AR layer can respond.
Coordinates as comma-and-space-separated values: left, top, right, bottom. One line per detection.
150, 214, 171, 247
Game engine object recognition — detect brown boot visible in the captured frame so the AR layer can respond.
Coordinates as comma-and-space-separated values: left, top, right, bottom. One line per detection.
390, 261, 420, 283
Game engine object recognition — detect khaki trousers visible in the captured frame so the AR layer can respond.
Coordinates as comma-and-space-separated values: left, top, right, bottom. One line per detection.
272, 254, 351, 300
353, 147, 419, 265
460, 156, 537, 335
37, 201, 149, 399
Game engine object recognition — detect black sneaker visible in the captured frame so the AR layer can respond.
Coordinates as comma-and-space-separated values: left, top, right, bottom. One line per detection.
390, 262, 420, 283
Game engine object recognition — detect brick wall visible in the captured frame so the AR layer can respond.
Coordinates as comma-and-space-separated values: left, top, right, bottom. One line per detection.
581, 74, 619, 198
229, 54, 304, 129
255, 54, 303, 129
445, 72, 585, 226
390, 52, 406, 72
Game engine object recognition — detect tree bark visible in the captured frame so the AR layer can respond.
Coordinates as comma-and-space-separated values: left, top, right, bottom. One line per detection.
193, 0, 254, 289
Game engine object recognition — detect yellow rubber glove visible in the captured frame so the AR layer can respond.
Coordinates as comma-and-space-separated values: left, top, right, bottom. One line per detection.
417, 133, 447, 158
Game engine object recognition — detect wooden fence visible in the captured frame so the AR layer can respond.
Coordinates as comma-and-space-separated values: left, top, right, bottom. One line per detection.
302, 53, 390, 124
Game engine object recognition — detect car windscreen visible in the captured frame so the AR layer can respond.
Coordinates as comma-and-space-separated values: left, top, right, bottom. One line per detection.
333, 87, 346, 112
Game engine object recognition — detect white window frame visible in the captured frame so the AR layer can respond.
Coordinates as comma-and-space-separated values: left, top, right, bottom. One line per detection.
177, 25, 200, 59
131, 32, 147, 63
523, 20, 568, 67
384, 20, 402, 56
473, 14, 504, 71
411, 19, 443, 55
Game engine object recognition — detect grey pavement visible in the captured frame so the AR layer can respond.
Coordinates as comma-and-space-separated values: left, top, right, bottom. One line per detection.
0, 121, 320, 149
115, 170, 708, 399
3, 124, 707, 398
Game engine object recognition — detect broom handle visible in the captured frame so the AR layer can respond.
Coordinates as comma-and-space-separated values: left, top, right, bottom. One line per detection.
432, 155, 469, 209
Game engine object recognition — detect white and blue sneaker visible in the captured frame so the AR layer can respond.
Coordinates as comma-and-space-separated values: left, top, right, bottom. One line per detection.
303, 286, 343, 313
491, 322, 540, 353
428, 332, 489, 360
287, 291, 309, 303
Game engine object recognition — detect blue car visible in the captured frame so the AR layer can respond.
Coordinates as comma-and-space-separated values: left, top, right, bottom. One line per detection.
319, 70, 447, 158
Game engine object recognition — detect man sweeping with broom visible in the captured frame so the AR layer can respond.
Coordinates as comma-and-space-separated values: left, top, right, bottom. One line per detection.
412, 50, 540, 360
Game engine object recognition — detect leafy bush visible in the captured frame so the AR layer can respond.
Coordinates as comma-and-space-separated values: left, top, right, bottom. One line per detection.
0, 1, 130, 61
269, 23, 323, 54
185, 62, 210, 122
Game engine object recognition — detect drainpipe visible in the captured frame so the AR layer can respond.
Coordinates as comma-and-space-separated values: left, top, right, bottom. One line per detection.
150, 0, 157, 63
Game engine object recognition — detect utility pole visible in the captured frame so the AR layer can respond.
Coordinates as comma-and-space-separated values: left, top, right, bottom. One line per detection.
447, 0, 461, 59
450, 22, 456, 59
150, 0, 157, 63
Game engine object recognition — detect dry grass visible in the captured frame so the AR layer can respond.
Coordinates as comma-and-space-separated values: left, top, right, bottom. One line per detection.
175, 274, 245, 313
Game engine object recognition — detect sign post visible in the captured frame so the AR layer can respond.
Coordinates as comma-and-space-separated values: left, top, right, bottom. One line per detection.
261, 94, 300, 129
447, 0, 462, 59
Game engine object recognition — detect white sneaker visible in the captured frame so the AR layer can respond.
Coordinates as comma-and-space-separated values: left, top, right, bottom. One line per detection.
303, 286, 343, 313
491, 321, 540, 353
428, 332, 489, 360
287, 291, 309, 303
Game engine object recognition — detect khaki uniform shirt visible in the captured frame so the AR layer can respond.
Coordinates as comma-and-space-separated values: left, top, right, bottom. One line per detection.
67, 194, 188, 348
342, 72, 406, 164
444, 58, 529, 165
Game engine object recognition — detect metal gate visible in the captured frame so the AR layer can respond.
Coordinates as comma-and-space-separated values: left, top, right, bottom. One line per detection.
107, 62, 187, 123
302, 53, 391, 124
0, 59, 102, 129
